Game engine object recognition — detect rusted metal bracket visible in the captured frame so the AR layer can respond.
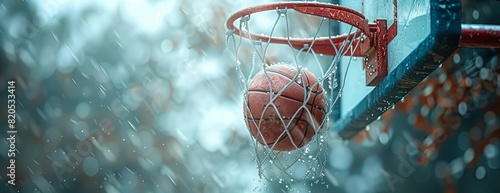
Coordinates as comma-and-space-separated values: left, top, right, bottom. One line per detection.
364, 20, 388, 86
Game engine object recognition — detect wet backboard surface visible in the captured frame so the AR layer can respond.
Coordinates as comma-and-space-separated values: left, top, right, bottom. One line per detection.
334, 0, 462, 138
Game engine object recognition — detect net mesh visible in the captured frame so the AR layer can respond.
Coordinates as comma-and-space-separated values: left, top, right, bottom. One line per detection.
225, 5, 361, 181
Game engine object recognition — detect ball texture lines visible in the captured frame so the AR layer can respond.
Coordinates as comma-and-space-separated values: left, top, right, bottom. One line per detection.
244, 64, 327, 151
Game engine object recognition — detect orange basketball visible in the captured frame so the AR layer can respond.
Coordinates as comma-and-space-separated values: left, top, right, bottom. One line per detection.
244, 64, 327, 151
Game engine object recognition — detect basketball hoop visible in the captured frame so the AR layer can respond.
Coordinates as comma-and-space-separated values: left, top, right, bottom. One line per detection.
226, 2, 373, 56
225, 2, 387, 181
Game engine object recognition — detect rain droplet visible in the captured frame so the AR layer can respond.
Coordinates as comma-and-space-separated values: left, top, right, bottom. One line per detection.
472, 10, 480, 20
475, 56, 484, 68
480, 68, 491, 80
464, 148, 475, 163
82, 156, 99, 176
484, 144, 498, 158
379, 133, 389, 144
475, 166, 486, 180
453, 53, 460, 63
458, 102, 468, 115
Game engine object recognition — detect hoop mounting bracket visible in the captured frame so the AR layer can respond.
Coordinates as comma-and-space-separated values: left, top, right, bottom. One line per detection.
364, 20, 388, 86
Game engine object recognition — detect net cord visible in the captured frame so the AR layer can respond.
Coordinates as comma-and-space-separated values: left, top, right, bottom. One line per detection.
224, 6, 360, 181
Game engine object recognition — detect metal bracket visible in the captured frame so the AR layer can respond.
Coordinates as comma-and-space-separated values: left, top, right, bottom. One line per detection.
364, 19, 388, 86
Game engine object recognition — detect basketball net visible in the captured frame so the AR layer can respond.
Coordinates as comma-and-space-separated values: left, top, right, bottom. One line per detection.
225, 4, 361, 182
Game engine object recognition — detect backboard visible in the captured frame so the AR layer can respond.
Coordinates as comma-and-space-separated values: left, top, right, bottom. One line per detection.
334, 0, 462, 138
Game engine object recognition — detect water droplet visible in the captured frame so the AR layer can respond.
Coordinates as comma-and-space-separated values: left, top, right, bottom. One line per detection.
480, 68, 491, 80
472, 10, 480, 20
453, 53, 460, 63
423, 85, 434, 96
379, 133, 389, 144
458, 102, 468, 115
464, 148, 475, 163
475, 56, 484, 68
484, 144, 498, 158
475, 166, 486, 179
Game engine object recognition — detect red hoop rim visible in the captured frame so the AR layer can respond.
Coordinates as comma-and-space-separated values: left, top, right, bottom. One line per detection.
226, 2, 372, 56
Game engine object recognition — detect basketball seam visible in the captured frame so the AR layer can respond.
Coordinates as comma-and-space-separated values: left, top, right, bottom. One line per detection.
302, 68, 312, 89
264, 70, 323, 94
265, 108, 308, 146
245, 112, 312, 147
244, 114, 318, 123
245, 106, 315, 147
296, 118, 312, 148
246, 90, 326, 112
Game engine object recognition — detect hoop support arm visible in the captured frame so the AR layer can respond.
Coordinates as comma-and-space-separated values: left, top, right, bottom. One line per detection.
460, 24, 500, 48
364, 20, 388, 86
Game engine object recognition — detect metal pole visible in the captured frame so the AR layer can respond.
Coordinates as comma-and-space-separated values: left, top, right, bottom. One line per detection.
460, 24, 500, 48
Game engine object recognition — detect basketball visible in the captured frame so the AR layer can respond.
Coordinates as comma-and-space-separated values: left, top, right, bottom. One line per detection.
244, 64, 327, 151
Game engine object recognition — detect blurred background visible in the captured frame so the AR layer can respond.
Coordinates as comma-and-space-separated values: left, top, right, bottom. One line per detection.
0, 0, 499, 193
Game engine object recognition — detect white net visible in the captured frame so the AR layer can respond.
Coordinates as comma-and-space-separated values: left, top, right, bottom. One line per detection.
225, 4, 361, 182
